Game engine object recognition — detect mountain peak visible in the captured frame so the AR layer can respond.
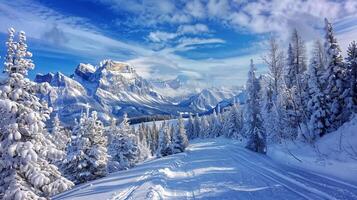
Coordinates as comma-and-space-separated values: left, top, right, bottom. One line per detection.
75, 63, 96, 81
99, 59, 135, 73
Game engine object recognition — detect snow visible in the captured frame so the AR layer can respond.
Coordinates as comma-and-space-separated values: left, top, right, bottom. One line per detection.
268, 115, 357, 183
54, 138, 357, 200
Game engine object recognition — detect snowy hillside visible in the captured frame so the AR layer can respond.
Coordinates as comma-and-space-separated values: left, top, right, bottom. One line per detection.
268, 115, 357, 182
150, 74, 205, 100
54, 138, 357, 200
179, 87, 243, 113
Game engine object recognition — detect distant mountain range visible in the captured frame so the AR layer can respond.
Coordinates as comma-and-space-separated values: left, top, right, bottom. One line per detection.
35, 60, 245, 125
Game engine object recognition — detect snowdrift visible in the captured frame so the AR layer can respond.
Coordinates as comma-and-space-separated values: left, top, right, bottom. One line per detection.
268, 115, 357, 183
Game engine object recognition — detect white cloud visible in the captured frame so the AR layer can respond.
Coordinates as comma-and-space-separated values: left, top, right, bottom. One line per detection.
148, 31, 178, 43
3, 0, 357, 87
178, 24, 209, 34
184, 0, 206, 19
91, 0, 357, 45
0, 0, 155, 58
207, 0, 231, 18
174, 37, 225, 52
344, 0, 357, 13
148, 24, 211, 44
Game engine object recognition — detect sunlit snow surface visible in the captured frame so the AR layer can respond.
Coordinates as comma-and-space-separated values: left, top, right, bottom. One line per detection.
54, 138, 357, 200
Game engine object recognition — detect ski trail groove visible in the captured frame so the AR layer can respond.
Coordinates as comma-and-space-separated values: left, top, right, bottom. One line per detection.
53, 139, 357, 200
227, 150, 313, 200
231, 147, 338, 200
233, 144, 357, 199
112, 169, 155, 200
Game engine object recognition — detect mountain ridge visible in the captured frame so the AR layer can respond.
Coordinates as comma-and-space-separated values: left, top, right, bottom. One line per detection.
35, 60, 244, 125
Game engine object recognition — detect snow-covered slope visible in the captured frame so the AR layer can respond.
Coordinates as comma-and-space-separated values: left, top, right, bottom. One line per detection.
54, 138, 357, 200
150, 74, 204, 101
268, 115, 357, 183
35, 72, 109, 122
179, 87, 243, 113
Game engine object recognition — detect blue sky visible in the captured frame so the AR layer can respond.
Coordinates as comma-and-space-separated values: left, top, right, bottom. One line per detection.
0, 0, 357, 86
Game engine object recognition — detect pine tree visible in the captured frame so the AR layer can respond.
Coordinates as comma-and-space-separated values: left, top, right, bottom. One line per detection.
307, 40, 329, 140
285, 43, 295, 89
193, 114, 201, 139
209, 110, 222, 138
169, 124, 175, 144
65, 111, 108, 183
107, 113, 138, 172
150, 121, 159, 154
0, 28, 73, 199
172, 115, 189, 153
323, 18, 350, 133
245, 59, 266, 154
284, 29, 309, 138
145, 124, 154, 155
199, 116, 209, 138
50, 115, 71, 152
185, 114, 195, 140
346, 41, 357, 113
156, 121, 172, 157
261, 37, 286, 143
223, 103, 243, 139
261, 79, 278, 142
135, 123, 151, 163
263, 37, 284, 98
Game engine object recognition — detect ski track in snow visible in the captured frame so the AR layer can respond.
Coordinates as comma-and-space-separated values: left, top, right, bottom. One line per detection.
54, 138, 357, 200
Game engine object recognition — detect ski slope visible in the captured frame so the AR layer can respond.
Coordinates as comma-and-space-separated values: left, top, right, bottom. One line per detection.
54, 138, 357, 200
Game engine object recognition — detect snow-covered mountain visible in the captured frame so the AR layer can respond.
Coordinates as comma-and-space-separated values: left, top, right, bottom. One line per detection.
178, 87, 243, 113
35, 60, 244, 125
203, 91, 247, 115
36, 60, 186, 125
150, 74, 205, 101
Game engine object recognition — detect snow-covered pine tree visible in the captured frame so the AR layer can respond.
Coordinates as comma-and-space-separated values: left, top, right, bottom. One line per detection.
156, 121, 172, 157
261, 77, 276, 142
137, 123, 148, 145
209, 110, 222, 138
150, 121, 159, 154
307, 40, 329, 140
145, 124, 154, 155
200, 116, 209, 138
50, 114, 71, 152
224, 103, 243, 139
169, 124, 175, 144
65, 110, 108, 183
261, 37, 286, 143
285, 43, 295, 89
263, 37, 284, 99
172, 115, 189, 153
0, 28, 73, 199
276, 84, 297, 140
323, 18, 350, 133
245, 59, 266, 154
108, 113, 139, 172
185, 114, 195, 140
135, 123, 151, 162
193, 114, 201, 139
346, 41, 357, 113
284, 29, 309, 138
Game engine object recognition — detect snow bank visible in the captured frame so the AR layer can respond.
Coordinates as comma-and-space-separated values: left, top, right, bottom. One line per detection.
268, 115, 357, 183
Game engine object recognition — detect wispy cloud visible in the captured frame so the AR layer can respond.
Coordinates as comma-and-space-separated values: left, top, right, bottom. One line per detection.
1, 0, 357, 87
